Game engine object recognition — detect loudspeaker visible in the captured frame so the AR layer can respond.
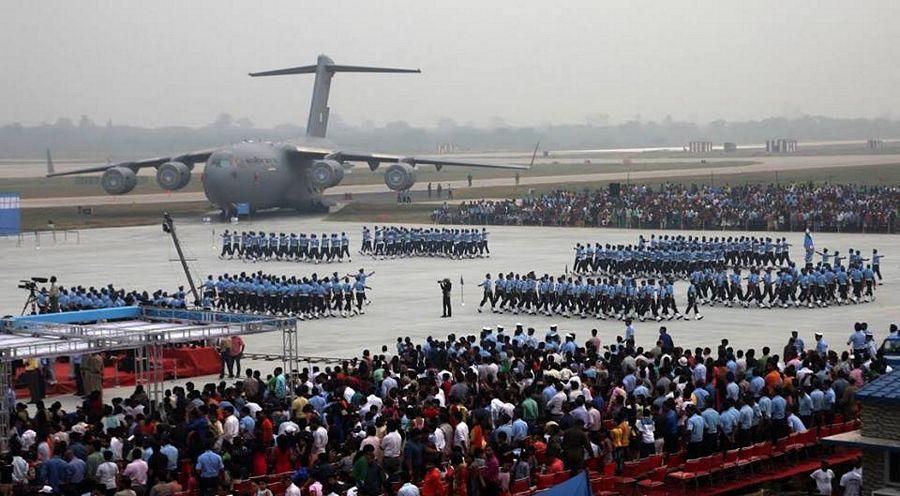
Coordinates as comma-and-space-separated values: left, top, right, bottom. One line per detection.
608, 182, 621, 198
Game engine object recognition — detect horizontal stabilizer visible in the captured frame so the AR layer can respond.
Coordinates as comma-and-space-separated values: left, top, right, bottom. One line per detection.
250, 64, 419, 77
249, 54, 420, 138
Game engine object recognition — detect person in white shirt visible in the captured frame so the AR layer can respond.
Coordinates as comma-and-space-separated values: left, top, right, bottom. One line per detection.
635, 414, 656, 458
122, 448, 149, 489
787, 411, 807, 433
245, 401, 263, 417
397, 479, 421, 496
285, 480, 302, 496
810, 461, 834, 495
19, 430, 36, 451
278, 419, 300, 436
11, 454, 28, 484
839, 462, 862, 496
222, 406, 240, 443
110, 436, 124, 461
547, 390, 567, 418
96, 451, 119, 491
311, 419, 329, 455
454, 415, 470, 451
381, 422, 403, 473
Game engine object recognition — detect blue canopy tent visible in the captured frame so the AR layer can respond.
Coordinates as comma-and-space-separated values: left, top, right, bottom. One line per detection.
539, 471, 592, 496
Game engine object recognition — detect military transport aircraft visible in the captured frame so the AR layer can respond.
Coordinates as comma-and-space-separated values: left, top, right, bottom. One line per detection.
47, 54, 527, 214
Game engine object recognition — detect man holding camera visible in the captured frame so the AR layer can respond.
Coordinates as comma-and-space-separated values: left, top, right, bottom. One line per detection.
439, 278, 453, 318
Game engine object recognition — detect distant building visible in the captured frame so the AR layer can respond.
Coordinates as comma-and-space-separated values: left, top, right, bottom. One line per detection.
688, 141, 713, 153
824, 371, 900, 493
867, 139, 884, 150
723, 142, 737, 153
766, 139, 798, 153
436, 143, 456, 154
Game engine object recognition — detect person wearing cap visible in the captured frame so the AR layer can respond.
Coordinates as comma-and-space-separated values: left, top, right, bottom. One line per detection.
814, 332, 828, 355
545, 325, 558, 342
791, 331, 805, 355
477, 273, 495, 313
865, 331, 878, 360
624, 319, 635, 343
438, 278, 452, 318
658, 327, 674, 354
847, 323, 868, 360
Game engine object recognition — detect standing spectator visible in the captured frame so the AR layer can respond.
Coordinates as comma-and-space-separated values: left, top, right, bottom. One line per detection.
195, 445, 224, 496
810, 460, 835, 496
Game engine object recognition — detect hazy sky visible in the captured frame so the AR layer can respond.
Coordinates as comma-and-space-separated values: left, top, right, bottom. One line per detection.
2, 1, 899, 128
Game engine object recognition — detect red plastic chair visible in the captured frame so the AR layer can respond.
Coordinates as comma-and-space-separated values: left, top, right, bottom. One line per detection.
666, 451, 686, 472
604, 463, 617, 476
509, 477, 531, 494
586, 456, 603, 472
536, 473, 557, 490
636, 466, 668, 496
590, 476, 618, 496
622, 460, 642, 477
554, 471, 570, 485
232, 480, 253, 495
646, 454, 664, 470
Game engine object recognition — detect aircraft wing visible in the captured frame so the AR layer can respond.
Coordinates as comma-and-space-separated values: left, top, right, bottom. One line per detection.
288, 145, 530, 171
45, 150, 215, 177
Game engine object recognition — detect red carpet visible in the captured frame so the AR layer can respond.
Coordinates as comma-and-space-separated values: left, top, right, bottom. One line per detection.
13, 347, 222, 399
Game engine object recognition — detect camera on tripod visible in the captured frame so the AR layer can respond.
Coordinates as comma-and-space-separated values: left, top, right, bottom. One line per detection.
18, 277, 48, 291
17, 277, 50, 315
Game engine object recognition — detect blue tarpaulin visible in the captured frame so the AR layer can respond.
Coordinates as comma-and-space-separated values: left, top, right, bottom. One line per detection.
539, 471, 592, 496
0, 192, 21, 235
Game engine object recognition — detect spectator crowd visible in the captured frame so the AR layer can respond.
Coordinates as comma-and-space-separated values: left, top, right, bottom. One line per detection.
4, 319, 895, 495
432, 183, 899, 233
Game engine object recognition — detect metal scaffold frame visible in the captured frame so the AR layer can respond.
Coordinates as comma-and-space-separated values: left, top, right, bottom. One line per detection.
0, 305, 297, 452
0, 361, 9, 454
282, 323, 300, 399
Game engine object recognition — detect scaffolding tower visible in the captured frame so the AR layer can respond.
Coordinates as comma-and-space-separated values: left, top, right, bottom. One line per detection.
0, 306, 297, 452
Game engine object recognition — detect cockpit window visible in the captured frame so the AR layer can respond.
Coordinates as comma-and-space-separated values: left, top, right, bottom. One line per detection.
212, 154, 232, 168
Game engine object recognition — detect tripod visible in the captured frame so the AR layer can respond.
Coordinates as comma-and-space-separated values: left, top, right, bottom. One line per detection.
20, 286, 38, 316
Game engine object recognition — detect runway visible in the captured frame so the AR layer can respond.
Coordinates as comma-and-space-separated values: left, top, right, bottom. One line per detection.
17, 152, 900, 209
2, 217, 897, 361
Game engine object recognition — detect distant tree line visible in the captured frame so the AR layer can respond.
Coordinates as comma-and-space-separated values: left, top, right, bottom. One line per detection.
1, 113, 899, 159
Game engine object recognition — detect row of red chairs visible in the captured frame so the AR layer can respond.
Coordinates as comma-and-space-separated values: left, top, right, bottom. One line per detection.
663, 423, 857, 496
512, 420, 859, 496
178, 422, 862, 496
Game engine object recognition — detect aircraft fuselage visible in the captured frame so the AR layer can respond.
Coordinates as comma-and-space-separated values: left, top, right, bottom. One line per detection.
201, 140, 328, 213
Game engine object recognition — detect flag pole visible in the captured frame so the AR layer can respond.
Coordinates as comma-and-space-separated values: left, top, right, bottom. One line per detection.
460, 275, 465, 306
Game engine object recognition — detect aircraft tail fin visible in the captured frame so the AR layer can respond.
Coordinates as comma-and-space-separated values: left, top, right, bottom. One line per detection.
249, 54, 420, 138
46, 148, 55, 175
529, 141, 540, 170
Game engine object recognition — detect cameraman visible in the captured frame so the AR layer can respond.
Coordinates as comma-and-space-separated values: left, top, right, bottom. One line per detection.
48, 276, 59, 313
439, 278, 452, 318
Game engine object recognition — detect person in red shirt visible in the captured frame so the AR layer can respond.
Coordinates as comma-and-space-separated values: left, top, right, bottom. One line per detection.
273, 436, 293, 474
258, 412, 274, 447
421, 460, 445, 496
251, 447, 269, 477
545, 454, 564, 474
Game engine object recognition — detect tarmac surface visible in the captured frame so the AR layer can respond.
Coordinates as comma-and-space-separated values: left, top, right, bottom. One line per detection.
16, 152, 900, 208
3, 218, 898, 411
2, 217, 898, 357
